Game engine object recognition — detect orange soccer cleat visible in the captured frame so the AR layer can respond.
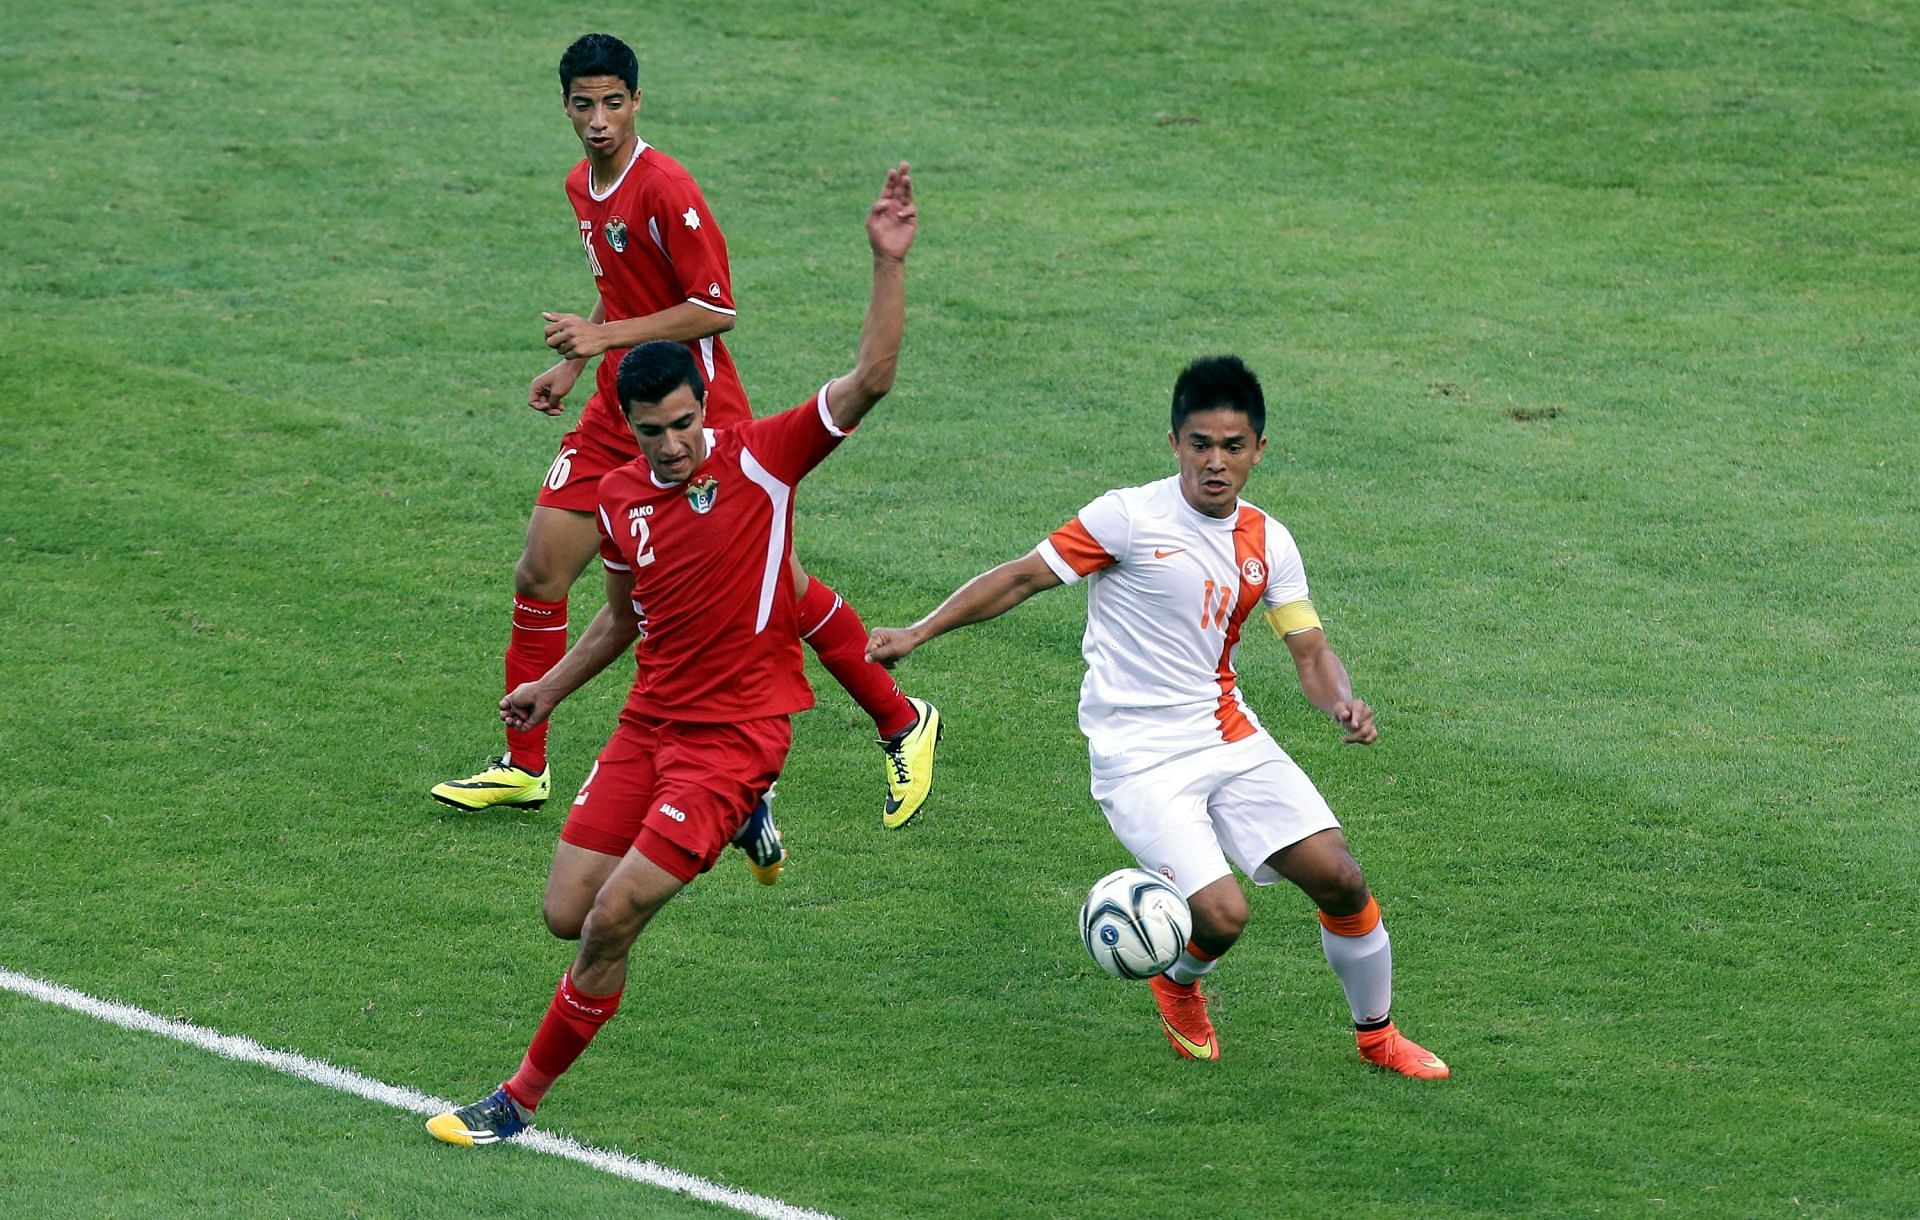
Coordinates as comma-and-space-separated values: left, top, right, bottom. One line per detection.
1357, 1022, 1450, 1079
1149, 975, 1220, 1060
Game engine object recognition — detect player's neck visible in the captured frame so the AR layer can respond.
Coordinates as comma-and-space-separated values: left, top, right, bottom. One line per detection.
587, 135, 641, 193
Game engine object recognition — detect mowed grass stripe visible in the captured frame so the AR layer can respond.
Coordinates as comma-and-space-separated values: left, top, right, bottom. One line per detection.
0, 968, 835, 1220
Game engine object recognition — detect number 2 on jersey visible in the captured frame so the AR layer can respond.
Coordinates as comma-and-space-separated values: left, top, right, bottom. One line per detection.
628, 513, 657, 568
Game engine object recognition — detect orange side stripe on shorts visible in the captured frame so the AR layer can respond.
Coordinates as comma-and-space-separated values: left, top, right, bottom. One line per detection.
1318, 894, 1381, 937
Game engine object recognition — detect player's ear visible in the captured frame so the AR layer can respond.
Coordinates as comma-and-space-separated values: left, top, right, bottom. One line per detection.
1251, 436, 1267, 465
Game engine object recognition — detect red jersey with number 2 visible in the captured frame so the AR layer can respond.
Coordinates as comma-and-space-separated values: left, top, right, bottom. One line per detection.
596, 388, 848, 722
567, 142, 751, 442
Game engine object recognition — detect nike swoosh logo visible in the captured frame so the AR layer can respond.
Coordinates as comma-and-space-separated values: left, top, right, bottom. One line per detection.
1419, 1055, 1446, 1069
1161, 1018, 1217, 1059
1152, 548, 1185, 558
883, 795, 905, 815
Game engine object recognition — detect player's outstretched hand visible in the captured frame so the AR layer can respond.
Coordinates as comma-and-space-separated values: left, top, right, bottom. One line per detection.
529, 360, 581, 415
544, 311, 610, 360
867, 162, 917, 262
865, 627, 917, 667
501, 681, 560, 731
1334, 698, 1377, 745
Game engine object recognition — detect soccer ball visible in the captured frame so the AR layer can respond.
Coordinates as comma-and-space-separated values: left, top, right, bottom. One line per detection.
1078, 868, 1192, 980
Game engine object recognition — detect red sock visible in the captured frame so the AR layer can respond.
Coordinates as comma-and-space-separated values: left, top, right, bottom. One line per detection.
796, 579, 915, 737
503, 971, 623, 1112
505, 594, 567, 773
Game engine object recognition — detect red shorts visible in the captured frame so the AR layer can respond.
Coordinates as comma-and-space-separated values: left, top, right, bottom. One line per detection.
533, 421, 633, 513
559, 712, 791, 883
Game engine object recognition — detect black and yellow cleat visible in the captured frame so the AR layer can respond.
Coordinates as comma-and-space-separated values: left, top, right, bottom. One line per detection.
878, 697, 942, 829
430, 757, 551, 812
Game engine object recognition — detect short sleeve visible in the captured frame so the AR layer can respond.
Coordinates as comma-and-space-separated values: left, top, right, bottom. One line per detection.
737, 386, 844, 486
1260, 518, 1310, 608
597, 503, 631, 571
1036, 491, 1129, 584
651, 172, 735, 317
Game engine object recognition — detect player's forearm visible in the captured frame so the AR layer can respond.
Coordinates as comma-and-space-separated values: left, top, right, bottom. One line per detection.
827, 254, 906, 430
1295, 648, 1357, 721
598, 301, 735, 348
536, 604, 641, 704
905, 558, 1049, 648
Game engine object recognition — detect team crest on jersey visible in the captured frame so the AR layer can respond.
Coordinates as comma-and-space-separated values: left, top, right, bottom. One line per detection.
684, 473, 719, 514
1241, 558, 1266, 586
603, 216, 629, 253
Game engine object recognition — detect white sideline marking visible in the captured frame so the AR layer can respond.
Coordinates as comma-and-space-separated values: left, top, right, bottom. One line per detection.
0, 967, 836, 1220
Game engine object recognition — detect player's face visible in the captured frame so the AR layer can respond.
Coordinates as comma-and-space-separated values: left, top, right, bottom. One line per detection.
1169, 407, 1266, 519
563, 75, 639, 164
627, 384, 708, 483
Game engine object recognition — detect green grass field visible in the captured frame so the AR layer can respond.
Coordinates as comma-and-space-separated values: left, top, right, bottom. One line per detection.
3, 2, 1916, 1216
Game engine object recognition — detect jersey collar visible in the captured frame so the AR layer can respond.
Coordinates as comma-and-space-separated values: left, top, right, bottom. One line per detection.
588, 138, 650, 202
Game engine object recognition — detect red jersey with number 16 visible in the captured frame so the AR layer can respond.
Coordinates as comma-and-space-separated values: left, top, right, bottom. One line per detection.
596, 388, 848, 722
568, 141, 751, 447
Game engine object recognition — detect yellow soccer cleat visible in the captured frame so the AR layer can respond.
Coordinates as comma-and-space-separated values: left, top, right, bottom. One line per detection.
877, 697, 942, 829
430, 757, 550, 812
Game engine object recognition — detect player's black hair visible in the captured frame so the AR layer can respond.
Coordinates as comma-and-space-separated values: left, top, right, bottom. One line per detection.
559, 33, 639, 95
1170, 355, 1266, 437
617, 341, 706, 415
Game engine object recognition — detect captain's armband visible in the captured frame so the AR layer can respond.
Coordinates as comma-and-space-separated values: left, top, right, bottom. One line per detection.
1266, 599, 1322, 638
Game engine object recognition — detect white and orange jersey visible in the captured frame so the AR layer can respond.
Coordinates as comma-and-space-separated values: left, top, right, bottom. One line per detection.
1034, 476, 1319, 777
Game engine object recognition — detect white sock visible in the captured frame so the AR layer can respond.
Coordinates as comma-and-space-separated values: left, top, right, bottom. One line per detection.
1163, 944, 1219, 987
1321, 920, 1392, 1026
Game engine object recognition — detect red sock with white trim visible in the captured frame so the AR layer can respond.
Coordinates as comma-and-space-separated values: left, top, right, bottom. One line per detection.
502, 971, 623, 1112
504, 594, 567, 773
796, 579, 915, 738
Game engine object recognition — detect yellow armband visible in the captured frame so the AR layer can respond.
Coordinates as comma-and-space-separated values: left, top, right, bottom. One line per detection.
1266, 599, 1322, 638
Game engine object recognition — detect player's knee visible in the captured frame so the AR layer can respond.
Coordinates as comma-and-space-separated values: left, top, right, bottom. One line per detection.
1189, 883, 1251, 944
542, 899, 586, 941
1312, 858, 1369, 914
513, 550, 570, 600
579, 884, 662, 953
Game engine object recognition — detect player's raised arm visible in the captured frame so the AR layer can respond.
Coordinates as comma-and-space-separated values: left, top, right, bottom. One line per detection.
866, 550, 1062, 664
824, 163, 917, 431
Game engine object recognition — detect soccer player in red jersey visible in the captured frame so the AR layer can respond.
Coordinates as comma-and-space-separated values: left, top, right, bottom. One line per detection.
426, 162, 920, 1146
431, 33, 939, 830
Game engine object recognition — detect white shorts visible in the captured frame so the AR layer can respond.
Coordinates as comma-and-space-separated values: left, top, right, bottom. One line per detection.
1089, 732, 1340, 900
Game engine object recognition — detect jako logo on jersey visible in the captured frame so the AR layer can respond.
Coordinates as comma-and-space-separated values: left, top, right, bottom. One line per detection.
628, 505, 654, 519
709, 282, 721, 297
659, 803, 688, 822
684, 474, 719, 514
1159, 865, 1177, 884
604, 217, 629, 253
1241, 558, 1266, 586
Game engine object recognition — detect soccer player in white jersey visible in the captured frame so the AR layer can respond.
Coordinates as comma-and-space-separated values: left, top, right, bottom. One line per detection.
866, 356, 1447, 1077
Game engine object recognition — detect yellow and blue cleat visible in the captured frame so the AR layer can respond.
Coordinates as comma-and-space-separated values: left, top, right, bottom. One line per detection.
878, 697, 942, 829
731, 788, 786, 885
431, 757, 550, 812
426, 1086, 529, 1147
